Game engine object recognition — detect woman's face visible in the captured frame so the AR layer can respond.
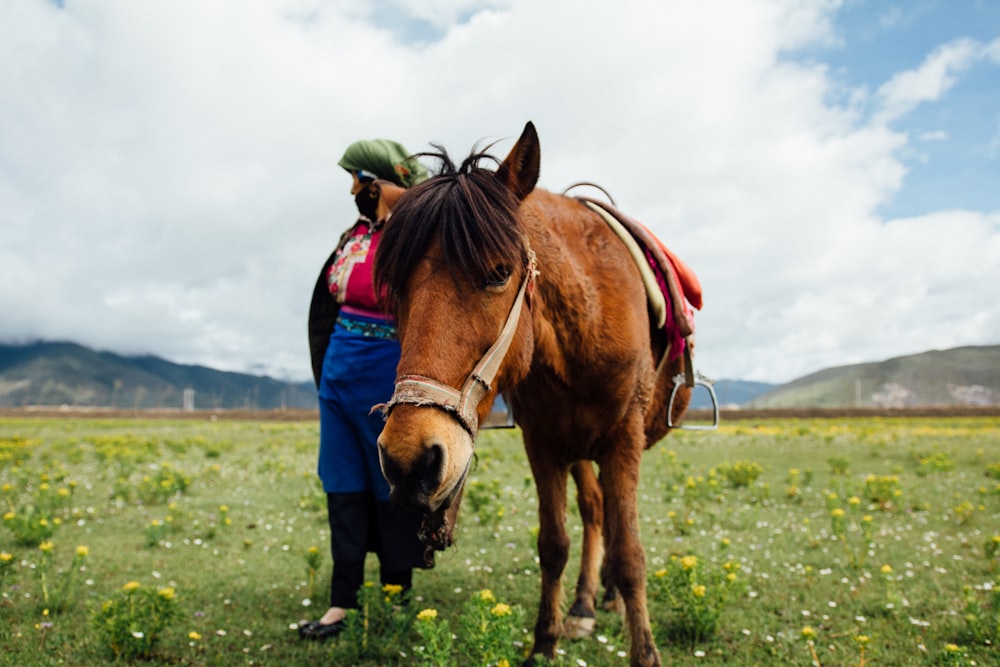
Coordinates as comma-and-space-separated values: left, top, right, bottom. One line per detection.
350, 171, 365, 195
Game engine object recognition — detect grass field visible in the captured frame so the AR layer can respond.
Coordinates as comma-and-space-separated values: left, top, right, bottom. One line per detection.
1, 415, 998, 666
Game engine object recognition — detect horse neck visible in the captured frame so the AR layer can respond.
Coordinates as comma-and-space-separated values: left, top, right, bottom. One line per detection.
517, 190, 608, 375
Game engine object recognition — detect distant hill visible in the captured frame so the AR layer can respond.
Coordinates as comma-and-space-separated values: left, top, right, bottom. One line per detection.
0, 341, 316, 410
688, 379, 776, 410
748, 345, 1000, 409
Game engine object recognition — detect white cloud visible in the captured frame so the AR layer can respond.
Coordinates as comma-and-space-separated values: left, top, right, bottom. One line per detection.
917, 130, 947, 142
873, 38, 984, 124
0, 0, 998, 384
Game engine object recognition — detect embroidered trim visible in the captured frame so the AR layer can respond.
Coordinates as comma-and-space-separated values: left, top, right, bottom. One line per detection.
336, 314, 397, 340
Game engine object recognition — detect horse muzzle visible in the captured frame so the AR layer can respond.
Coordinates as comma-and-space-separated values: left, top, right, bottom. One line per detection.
376, 405, 474, 513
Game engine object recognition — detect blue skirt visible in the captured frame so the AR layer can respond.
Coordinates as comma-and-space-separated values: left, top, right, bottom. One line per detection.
317, 313, 400, 499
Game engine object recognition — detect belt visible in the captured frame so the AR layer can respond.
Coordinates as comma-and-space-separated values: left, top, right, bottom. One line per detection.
336, 314, 397, 340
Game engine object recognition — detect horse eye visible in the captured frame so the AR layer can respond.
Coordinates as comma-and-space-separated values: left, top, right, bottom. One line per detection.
484, 264, 512, 289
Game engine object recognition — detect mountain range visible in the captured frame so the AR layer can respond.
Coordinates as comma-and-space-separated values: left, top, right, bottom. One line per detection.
0, 341, 315, 410
0, 340, 997, 411
746, 344, 999, 409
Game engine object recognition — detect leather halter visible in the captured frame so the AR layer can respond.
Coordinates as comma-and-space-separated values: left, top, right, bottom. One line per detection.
379, 249, 537, 437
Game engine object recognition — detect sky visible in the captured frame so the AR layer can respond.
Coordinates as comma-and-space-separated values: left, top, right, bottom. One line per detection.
1, 0, 998, 385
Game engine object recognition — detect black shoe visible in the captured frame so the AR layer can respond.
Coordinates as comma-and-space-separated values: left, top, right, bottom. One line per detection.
297, 619, 345, 640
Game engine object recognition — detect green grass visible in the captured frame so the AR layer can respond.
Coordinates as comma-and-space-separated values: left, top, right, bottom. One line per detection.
1, 416, 998, 666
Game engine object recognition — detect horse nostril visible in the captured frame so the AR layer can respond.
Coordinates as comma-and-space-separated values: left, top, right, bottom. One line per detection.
382, 442, 446, 512
416, 443, 445, 498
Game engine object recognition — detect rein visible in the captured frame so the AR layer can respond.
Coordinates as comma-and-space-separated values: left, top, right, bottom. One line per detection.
378, 248, 538, 437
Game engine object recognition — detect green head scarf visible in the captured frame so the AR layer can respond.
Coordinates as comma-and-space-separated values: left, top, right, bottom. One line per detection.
337, 138, 428, 188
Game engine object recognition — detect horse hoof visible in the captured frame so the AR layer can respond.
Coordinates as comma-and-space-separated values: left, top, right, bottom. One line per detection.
563, 614, 596, 639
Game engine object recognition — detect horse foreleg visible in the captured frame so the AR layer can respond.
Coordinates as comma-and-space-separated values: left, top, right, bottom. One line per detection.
600, 445, 661, 667
525, 457, 570, 664
564, 461, 602, 639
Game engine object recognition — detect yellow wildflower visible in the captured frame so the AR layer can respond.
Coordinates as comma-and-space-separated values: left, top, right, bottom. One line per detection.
847, 496, 861, 506
75, 545, 89, 557
830, 508, 845, 518
39, 541, 54, 553
0, 552, 13, 562
855, 635, 869, 645
491, 602, 512, 617
416, 608, 438, 621
801, 626, 816, 639
654, 568, 667, 578
189, 631, 202, 640
383, 583, 404, 597
158, 587, 176, 600
880, 564, 892, 575
478, 589, 495, 602
680, 555, 698, 570
123, 581, 141, 592
692, 584, 706, 598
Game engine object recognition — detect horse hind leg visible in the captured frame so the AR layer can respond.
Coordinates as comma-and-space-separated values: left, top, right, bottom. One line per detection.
563, 461, 602, 639
600, 437, 661, 667
600, 561, 624, 613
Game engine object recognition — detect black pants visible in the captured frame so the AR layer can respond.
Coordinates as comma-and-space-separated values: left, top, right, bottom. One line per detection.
327, 491, 427, 609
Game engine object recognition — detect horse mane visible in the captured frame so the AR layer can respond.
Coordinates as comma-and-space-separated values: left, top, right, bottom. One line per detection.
374, 146, 527, 305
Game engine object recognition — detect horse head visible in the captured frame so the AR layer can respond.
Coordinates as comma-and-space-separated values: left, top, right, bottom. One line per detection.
372, 122, 541, 543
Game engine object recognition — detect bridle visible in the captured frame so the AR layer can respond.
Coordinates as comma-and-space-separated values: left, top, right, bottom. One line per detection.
377, 247, 537, 437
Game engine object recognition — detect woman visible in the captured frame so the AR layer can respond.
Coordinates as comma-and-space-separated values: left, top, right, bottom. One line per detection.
300, 139, 429, 640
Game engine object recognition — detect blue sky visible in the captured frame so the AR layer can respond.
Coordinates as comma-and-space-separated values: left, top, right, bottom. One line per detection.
809, 0, 1000, 217
1, 0, 998, 388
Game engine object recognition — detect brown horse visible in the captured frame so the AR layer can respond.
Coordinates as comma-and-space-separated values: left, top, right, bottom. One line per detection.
373, 122, 693, 667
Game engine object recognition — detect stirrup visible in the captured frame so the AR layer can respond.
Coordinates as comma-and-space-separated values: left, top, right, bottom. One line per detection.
667, 371, 719, 430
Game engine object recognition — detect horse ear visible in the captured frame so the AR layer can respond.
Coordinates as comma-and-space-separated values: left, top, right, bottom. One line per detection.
496, 121, 540, 201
